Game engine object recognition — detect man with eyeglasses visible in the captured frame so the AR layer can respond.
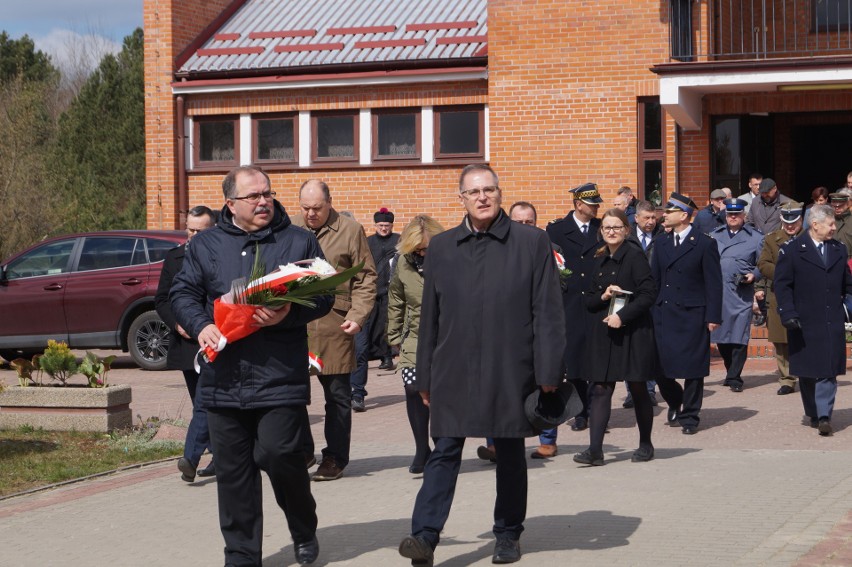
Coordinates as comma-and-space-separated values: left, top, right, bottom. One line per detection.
545, 182, 604, 433
292, 179, 377, 482
650, 193, 723, 435
170, 165, 333, 566
740, 173, 763, 214
399, 164, 566, 566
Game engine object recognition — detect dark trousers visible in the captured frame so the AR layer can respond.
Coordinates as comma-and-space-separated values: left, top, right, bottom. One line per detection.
799, 376, 838, 420
657, 377, 704, 428
350, 324, 370, 400
207, 406, 317, 567
182, 369, 211, 466
569, 378, 590, 418
412, 437, 527, 548
717, 343, 748, 386
302, 373, 351, 468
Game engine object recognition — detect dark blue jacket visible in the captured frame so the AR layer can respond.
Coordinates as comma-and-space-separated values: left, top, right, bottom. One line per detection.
170, 201, 332, 409
692, 204, 725, 235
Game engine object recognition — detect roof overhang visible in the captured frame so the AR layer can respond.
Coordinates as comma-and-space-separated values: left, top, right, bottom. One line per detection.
171, 65, 487, 95
652, 56, 852, 130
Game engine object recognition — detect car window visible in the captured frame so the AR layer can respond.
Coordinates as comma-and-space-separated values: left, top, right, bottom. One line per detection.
146, 238, 179, 263
77, 237, 139, 271
5, 239, 76, 279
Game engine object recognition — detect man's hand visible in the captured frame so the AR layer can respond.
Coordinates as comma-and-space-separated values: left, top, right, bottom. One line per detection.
176, 323, 191, 339
340, 320, 361, 335
782, 318, 802, 330
198, 324, 223, 350
252, 304, 291, 328
754, 290, 765, 301
603, 313, 623, 328
541, 385, 558, 393
419, 391, 430, 407
708, 322, 720, 332
743, 273, 755, 284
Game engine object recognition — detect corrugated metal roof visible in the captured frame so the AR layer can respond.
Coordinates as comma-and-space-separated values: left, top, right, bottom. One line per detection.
177, 0, 487, 75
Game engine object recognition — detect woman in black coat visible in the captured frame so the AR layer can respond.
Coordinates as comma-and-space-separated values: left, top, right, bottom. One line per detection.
574, 209, 658, 466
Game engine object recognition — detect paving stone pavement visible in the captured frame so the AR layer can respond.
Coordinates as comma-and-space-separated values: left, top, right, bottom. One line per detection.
1, 355, 852, 566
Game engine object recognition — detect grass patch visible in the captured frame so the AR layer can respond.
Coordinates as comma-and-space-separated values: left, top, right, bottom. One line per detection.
0, 424, 183, 497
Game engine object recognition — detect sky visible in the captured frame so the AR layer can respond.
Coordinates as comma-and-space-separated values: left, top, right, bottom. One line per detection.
2, 1, 143, 72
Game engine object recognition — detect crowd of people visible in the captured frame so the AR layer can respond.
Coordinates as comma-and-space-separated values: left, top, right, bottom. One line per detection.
157, 163, 851, 566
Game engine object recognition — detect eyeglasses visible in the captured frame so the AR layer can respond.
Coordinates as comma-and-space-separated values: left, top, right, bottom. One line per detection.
231, 191, 276, 204
601, 226, 626, 232
460, 186, 500, 200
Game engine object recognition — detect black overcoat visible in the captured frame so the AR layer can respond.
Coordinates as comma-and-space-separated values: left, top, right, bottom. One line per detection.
650, 228, 723, 379
582, 241, 658, 382
417, 211, 566, 438
774, 235, 852, 378
546, 212, 601, 379
154, 244, 199, 371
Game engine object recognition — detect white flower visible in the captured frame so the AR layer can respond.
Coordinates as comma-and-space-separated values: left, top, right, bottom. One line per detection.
305, 257, 336, 276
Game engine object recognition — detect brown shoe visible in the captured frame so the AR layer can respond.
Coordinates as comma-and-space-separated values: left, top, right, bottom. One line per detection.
530, 444, 557, 459
312, 457, 344, 481
476, 445, 497, 463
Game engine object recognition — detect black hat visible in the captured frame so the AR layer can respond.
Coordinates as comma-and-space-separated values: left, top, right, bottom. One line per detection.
723, 198, 749, 213
758, 178, 777, 193
524, 382, 583, 432
664, 193, 697, 214
374, 208, 394, 223
570, 183, 603, 205
779, 201, 804, 223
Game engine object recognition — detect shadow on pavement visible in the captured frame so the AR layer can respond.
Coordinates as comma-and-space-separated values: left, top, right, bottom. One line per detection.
699, 406, 758, 429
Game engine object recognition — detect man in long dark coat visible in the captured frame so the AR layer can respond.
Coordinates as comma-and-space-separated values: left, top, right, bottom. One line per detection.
545, 182, 603, 431
650, 193, 723, 435
398, 164, 566, 567
775, 203, 852, 436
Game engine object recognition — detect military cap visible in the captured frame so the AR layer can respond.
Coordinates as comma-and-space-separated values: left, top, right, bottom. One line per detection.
779, 201, 804, 223
758, 178, 777, 193
570, 183, 603, 205
723, 198, 749, 213
664, 192, 697, 214
829, 192, 849, 202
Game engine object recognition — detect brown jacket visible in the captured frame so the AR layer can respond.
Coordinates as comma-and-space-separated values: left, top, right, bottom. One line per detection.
291, 209, 377, 374
757, 227, 799, 344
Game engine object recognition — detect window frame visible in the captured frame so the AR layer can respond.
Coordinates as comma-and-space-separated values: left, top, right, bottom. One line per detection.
311, 111, 360, 164
433, 105, 485, 161
812, 0, 852, 32
192, 115, 240, 170
637, 97, 666, 204
252, 113, 299, 165
371, 108, 422, 162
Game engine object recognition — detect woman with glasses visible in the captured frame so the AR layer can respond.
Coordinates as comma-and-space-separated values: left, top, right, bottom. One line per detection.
387, 214, 445, 474
574, 208, 658, 466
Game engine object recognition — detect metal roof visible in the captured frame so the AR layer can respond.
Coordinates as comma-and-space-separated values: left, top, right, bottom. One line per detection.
177, 0, 487, 76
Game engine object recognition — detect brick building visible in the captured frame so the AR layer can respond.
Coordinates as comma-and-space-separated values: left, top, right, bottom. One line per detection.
145, 0, 852, 231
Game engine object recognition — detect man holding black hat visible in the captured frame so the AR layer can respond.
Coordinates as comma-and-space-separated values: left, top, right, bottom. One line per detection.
650, 193, 723, 434
546, 182, 603, 432
747, 178, 791, 234
709, 198, 764, 392
757, 201, 804, 395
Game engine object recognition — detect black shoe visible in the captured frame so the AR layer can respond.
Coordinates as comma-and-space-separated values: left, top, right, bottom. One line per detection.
197, 461, 216, 477
682, 426, 697, 435
622, 397, 635, 408
492, 538, 521, 564
294, 536, 319, 565
649, 392, 659, 406
571, 416, 588, 431
666, 408, 680, 426
631, 445, 655, 462
573, 449, 604, 466
730, 383, 743, 393
351, 396, 366, 412
177, 457, 196, 483
399, 535, 434, 567
778, 385, 795, 395
722, 379, 732, 387
378, 356, 395, 370
818, 419, 833, 436
409, 464, 425, 474
806, 417, 819, 428
305, 455, 317, 469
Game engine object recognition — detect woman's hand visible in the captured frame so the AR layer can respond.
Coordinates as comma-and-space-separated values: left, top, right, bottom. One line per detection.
601, 284, 623, 302
603, 313, 623, 328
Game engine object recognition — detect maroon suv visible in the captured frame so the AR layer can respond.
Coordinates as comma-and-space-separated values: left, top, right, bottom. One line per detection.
0, 230, 186, 370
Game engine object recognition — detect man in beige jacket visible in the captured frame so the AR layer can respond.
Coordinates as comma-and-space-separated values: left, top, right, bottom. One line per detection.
292, 179, 377, 481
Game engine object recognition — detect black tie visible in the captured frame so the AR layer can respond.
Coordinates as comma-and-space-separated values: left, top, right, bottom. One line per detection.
675, 234, 681, 247
581, 224, 588, 235
818, 242, 826, 265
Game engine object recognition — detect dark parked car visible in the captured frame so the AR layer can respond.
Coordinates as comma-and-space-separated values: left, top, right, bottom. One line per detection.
0, 230, 186, 370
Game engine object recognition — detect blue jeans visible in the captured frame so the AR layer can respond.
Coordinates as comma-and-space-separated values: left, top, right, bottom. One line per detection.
487, 428, 557, 447
182, 369, 211, 466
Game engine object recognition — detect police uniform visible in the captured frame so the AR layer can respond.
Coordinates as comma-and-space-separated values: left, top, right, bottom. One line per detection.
650, 193, 723, 433
709, 198, 764, 392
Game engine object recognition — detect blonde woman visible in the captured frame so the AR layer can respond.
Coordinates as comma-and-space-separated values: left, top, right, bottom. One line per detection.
387, 215, 445, 473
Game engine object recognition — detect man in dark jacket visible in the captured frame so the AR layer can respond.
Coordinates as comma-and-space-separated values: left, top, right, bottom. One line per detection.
775, 203, 852, 436
154, 205, 216, 482
170, 165, 332, 566
692, 189, 727, 235
398, 164, 566, 566
747, 178, 791, 234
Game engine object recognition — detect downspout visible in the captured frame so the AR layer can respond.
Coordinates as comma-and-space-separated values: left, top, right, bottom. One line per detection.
176, 95, 188, 230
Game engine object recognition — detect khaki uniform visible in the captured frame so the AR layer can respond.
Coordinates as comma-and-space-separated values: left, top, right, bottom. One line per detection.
834, 211, 852, 259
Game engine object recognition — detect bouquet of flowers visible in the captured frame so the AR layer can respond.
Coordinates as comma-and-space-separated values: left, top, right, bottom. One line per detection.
553, 250, 572, 279
201, 247, 364, 364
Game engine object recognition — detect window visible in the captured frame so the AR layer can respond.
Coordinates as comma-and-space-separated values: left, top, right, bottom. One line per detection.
76, 238, 145, 272
670, 0, 694, 61
312, 112, 359, 163
193, 116, 239, 168
434, 105, 484, 159
145, 238, 180, 263
637, 97, 665, 205
253, 114, 297, 164
6, 240, 76, 279
814, 0, 852, 31
373, 110, 421, 161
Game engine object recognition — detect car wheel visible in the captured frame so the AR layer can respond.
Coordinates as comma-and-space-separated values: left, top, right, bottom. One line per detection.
128, 311, 170, 371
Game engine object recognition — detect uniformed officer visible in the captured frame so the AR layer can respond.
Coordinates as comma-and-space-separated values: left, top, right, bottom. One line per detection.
709, 198, 764, 392
546, 183, 603, 432
650, 193, 723, 435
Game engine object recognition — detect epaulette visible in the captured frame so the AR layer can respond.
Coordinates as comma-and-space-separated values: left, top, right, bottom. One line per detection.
549, 218, 563, 225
